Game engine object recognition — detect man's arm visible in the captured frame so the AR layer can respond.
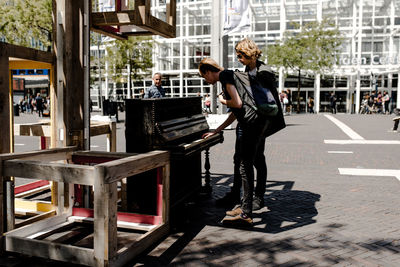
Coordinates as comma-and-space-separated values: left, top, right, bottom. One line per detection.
202, 112, 236, 139
219, 83, 242, 108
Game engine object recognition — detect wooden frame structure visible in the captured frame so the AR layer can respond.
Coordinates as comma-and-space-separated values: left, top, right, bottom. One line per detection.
14, 120, 117, 151
0, 148, 170, 267
12, 120, 118, 228
1, 0, 177, 263
91, 0, 177, 40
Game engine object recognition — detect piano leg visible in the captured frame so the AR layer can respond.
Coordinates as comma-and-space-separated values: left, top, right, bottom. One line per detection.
202, 148, 212, 194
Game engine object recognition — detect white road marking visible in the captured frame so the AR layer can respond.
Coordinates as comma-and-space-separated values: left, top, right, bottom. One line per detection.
327, 151, 353, 154
325, 140, 400, 145
339, 168, 400, 182
324, 115, 364, 140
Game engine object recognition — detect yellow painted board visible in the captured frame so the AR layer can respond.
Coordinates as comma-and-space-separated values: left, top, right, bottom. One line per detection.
15, 198, 54, 212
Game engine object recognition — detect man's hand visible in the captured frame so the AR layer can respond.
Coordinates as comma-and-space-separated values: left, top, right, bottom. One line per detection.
202, 132, 216, 139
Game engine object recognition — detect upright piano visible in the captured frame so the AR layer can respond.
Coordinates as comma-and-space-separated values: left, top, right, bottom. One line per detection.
125, 97, 223, 214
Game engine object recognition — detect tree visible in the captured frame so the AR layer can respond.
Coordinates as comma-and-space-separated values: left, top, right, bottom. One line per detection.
105, 36, 153, 97
0, 0, 52, 49
265, 19, 343, 113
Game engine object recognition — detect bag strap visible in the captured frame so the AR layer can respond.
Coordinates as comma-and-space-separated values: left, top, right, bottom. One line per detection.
233, 71, 258, 111
233, 71, 256, 102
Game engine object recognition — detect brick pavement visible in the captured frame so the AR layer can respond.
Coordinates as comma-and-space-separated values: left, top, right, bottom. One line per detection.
2, 113, 400, 266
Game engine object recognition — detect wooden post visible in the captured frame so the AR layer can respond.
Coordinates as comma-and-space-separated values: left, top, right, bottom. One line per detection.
0, 48, 10, 154
107, 121, 117, 152
0, 47, 10, 255
0, 161, 4, 255
93, 166, 117, 266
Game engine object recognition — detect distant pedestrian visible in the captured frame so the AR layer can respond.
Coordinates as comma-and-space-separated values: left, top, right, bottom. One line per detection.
382, 91, 390, 114
35, 93, 44, 117
204, 94, 211, 113
330, 92, 337, 114
28, 95, 34, 113
286, 89, 292, 114
308, 96, 314, 113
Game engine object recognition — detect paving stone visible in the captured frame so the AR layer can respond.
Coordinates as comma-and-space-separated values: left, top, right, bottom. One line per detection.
3, 114, 400, 266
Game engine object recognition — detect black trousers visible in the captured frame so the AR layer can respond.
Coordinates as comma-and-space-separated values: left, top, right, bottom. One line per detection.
232, 124, 267, 199
237, 120, 269, 217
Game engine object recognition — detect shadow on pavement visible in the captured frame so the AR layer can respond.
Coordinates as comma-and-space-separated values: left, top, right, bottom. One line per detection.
130, 174, 321, 266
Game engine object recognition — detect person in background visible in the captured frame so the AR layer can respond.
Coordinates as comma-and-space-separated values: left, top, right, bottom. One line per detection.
382, 91, 390, 114
144, 73, 165, 98
329, 92, 337, 114
28, 95, 34, 113
35, 93, 44, 117
204, 93, 211, 113
308, 96, 314, 113
286, 89, 292, 114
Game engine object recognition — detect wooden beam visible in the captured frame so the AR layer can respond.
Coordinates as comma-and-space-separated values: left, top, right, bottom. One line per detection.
166, 0, 177, 27
63, 0, 84, 150
91, 26, 128, 40
111, 224, 169, 267
162, 163, 170, 224
93, 167, 118, 265
0, 146, 76, 162
14, 199, 53, 213
0, 49, 10, 154
141, 14, 176, 38
0, 42, 53, 63
5, 236, 95, 266
9, 59, 52, 70
90, 123, 111, 136
3, 160, 94, 186
5, 214, 69, 238
15, 180, 50, 195
108, 121, 116, 152
15, 210, 56, 229
91, 10, 139, 26
0, 163, 4, 254
14, 123, 51, 137
98, 150, 170, 184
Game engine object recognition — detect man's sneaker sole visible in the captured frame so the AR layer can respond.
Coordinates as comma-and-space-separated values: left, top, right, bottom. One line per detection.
226, 206, 242, 217
222, 214, 253, 227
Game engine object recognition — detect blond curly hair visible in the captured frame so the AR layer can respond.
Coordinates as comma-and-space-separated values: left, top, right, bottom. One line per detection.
235, 38, 262, 59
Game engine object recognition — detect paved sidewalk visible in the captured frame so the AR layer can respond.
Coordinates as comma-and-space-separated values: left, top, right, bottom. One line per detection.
2, 113, 400, 266
131, 114, 400, 266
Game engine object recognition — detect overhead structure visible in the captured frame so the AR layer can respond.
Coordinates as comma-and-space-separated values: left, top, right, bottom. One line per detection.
91, 0, 176, 40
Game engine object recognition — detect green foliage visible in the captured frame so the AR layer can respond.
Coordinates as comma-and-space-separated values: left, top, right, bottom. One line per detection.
0, 0, 52, 49
105, 36, 153, 83
265, 19, 343, 74
265, 19, 343, 112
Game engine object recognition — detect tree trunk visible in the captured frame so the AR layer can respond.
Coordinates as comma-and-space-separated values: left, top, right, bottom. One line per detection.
297, 69, 301, 113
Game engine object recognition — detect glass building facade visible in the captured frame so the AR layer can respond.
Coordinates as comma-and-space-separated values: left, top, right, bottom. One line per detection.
147, 0, 400, 113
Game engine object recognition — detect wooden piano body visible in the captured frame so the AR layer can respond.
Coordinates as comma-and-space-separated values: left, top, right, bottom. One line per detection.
125, 97, 223, 214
